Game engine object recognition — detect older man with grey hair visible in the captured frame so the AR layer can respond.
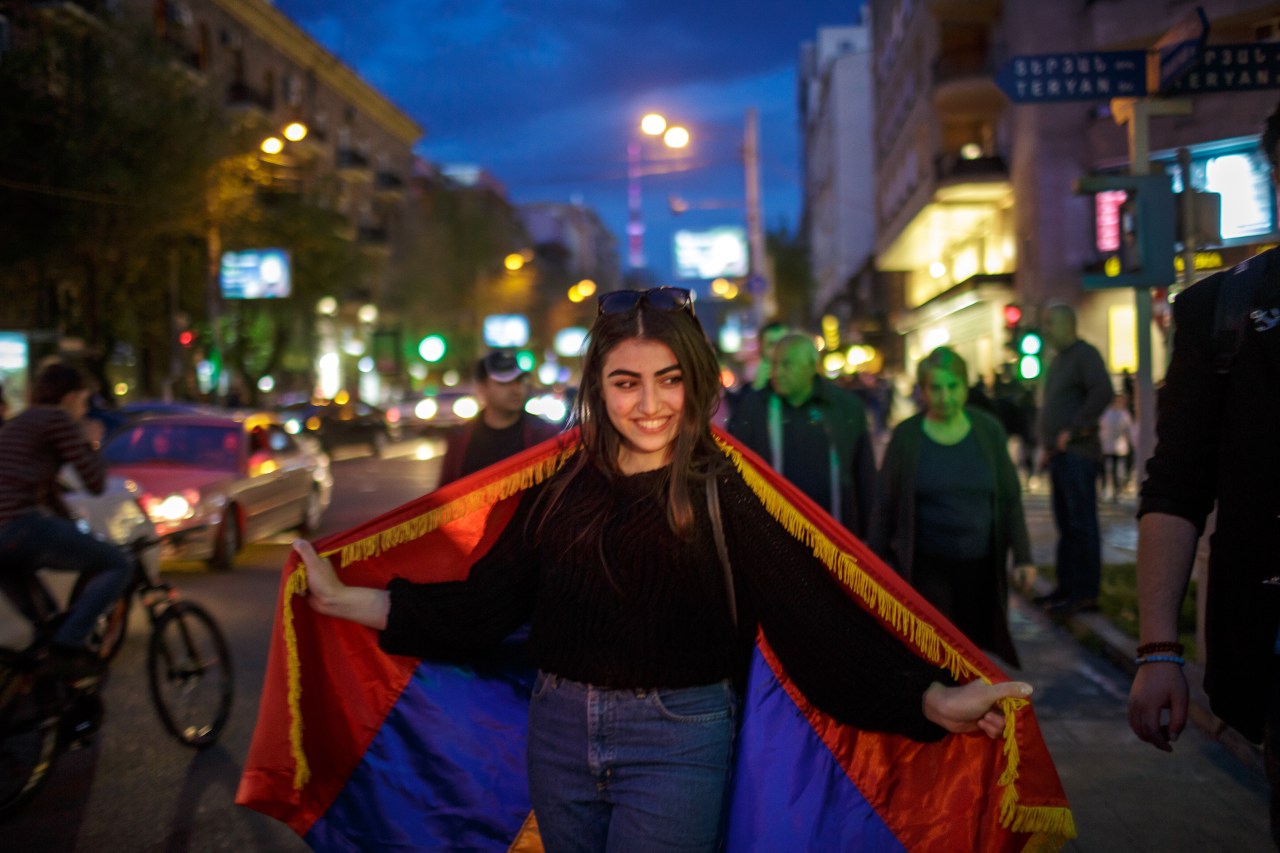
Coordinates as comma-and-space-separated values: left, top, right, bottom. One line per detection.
728, 333, 875, 537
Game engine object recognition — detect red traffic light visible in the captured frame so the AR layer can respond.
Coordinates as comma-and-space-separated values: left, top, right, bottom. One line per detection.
1003, 304, 1023, 328
179, 330, 196, 347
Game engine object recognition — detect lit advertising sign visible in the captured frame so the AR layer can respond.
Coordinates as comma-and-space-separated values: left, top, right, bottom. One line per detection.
1094, 190, 1127, 252
220, 248, 292, 299
483, 314, 529, 348
673, 226, 748, 280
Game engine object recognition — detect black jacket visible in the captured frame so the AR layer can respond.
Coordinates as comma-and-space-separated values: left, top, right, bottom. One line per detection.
1139, 248, 1280, 742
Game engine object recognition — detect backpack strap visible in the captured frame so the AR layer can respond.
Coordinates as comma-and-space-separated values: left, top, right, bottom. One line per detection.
1213, 248, 1271, 374
706, 474, 738, 631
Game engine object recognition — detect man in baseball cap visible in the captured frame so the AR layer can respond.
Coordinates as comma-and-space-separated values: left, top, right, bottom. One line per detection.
437, 351, 560, 486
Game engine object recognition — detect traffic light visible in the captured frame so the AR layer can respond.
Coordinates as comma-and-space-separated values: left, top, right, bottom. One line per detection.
1015, 329, 1044, 380
1002, 304, 1023, 329
1075, 173, 1176, 288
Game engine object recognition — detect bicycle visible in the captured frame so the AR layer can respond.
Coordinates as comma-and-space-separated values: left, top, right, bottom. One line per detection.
0, 535, 234, 814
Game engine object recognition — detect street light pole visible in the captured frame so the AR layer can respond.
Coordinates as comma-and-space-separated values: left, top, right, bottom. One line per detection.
627, 140, 645, 270
743, 107, 772, 321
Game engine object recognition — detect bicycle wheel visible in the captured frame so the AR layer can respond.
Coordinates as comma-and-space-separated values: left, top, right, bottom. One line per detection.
0, 664, 59, 814
146, 601, 233, 748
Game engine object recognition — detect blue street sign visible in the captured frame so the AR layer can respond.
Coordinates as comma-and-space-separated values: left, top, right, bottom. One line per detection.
995, 51, 1148, 103
1155, 6, 1210, 92
1167, 42, 1280, 94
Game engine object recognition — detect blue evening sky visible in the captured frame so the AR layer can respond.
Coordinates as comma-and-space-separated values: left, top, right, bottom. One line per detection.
272, 0, 866, 283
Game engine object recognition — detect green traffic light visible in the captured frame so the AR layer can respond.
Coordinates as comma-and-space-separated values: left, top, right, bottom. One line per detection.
1018, 332, 1043, 356
1018, 354, 1042, 380
418, 334, 446, 363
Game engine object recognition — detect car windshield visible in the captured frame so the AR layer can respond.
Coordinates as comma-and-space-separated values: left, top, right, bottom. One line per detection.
103, 423, 241, 472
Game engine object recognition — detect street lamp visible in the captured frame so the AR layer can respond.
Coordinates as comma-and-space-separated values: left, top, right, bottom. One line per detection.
628, 113, 690, 270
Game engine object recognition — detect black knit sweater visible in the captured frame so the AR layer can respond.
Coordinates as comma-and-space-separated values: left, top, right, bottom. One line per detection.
381, 462, 951, 742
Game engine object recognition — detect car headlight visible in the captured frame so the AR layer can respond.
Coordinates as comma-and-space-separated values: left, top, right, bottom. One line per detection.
139, 489, 199, 523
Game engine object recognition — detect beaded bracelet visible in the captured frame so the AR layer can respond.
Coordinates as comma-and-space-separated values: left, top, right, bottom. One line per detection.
1135, 654, 1186, 666
1136, 641, 1185, 656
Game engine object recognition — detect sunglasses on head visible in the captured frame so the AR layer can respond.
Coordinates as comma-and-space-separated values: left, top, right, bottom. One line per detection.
597, 286, 695, 317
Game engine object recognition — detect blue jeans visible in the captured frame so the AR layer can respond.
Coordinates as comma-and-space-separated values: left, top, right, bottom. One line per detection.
527, 672, 738, 853
1048, 451, 1102, 602
0, 511, 132, 647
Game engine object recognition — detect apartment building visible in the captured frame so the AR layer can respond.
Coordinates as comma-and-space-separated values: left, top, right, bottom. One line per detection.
800, 24, 880, 349
866, 0, 1280, 385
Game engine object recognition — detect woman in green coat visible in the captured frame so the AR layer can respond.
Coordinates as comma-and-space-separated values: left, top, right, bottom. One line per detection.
869, 347, 1033, 668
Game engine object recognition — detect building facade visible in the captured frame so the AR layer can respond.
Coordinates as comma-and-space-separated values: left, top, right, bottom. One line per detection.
866, 0, 1280, 390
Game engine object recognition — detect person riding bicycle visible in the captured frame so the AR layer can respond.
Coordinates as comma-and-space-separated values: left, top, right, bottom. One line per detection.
0, 361, 131, 682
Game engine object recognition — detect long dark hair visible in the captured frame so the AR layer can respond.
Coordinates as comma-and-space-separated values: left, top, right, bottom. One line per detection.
535, 297, 724, 550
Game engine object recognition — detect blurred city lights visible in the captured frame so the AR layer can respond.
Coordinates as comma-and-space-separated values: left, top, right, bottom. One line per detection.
260, 136, 284, 155
257, 375, 275, 392
318, 352, 341, 398
823, 352, 846, 374
358, 356, 375, 373
358, 304, 378, 324
418, 334, 446, 363
452, 396, 480, 420
576, 279, 596, 297
442, 369, 461, 386
929, 261, 947, 278
640, 113, 667, 136
283, 121, 308, 142
664, 126, 690, 148
414, 398, 438, 420
316, 296, 337, 315
113, 382, 128, 397
504, 253, 525, 271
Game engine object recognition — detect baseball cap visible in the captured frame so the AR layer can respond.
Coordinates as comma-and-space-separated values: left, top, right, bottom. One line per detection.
476, 351, 525, 383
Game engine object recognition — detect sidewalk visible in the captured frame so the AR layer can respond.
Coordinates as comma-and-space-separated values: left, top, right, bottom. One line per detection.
1019, 484, 1265, 776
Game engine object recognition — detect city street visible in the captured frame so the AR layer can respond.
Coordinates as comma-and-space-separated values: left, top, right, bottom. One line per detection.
1, 439, 1270, 851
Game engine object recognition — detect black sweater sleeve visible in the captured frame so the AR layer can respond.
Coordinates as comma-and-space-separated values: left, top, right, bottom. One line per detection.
719, 468, 952, 742
379, 485, 542, 659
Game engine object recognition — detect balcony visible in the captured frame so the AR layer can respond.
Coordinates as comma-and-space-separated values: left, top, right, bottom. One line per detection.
335, 148, 373, 182
374, 171, 405, 199
933, 48, 1004, 113
934, 152, 1010, 203
226, 81, 273, 117
33, 0, 114, 27
357, 226, 391, 255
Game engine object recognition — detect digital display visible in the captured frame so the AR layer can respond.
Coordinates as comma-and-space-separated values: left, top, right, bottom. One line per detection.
220, 248, 292, 299
673, 226, 748, 280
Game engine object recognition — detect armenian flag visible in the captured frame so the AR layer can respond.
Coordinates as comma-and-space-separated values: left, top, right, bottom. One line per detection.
237, 427, 1075, 851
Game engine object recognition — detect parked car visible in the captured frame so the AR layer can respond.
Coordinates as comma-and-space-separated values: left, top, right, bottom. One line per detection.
100, 412, 333, 571
387, 389, 481, 436
280, 398, 399, 456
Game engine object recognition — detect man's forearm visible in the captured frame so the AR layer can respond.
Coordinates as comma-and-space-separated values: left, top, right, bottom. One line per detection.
1135, 512, 1200, 642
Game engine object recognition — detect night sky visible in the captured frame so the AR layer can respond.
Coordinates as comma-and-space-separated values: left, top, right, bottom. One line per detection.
272, 0, 865, 283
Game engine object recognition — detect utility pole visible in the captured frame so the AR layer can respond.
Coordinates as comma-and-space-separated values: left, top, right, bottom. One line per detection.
743, 107, 772, 322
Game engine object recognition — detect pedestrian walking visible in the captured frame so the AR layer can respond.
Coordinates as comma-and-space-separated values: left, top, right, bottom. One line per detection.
437, 350, 560, 487
727, 333, 875, 536
869, 346, 1032, 668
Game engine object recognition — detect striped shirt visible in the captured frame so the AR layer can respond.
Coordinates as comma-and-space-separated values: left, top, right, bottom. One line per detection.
0, 406, 105, 526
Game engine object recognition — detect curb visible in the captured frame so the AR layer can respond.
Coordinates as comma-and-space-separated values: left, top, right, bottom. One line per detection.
1021, 579, 1265, 777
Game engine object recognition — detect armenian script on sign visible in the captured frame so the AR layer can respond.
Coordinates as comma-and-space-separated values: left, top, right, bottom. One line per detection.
996, 50, 1147, 103
1171, 43, 1280, 94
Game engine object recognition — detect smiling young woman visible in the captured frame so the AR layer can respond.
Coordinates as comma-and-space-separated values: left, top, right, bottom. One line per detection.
295, 295, 1031, 851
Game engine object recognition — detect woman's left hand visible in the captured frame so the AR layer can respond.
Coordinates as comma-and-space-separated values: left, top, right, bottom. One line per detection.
923, 680, 1033, 739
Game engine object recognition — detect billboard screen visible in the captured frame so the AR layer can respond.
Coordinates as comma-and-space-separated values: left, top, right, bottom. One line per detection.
672, 226, 748, 280
220, 248, 292, 299
483, 314, 529, 348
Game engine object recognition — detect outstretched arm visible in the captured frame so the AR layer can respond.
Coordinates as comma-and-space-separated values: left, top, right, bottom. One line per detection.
293, 539, 390, 630
924, 680, 1033, 739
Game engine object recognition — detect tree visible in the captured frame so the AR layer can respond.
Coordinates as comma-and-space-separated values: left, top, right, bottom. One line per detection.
767, 225, 814, 328
0, 9, 229, 392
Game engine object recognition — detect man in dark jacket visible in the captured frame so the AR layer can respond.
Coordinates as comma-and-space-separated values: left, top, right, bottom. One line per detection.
437, 351, 560, 487
727, 334, 875, 537
1128, 211, 1280, 839
1036, 303, 1113, 615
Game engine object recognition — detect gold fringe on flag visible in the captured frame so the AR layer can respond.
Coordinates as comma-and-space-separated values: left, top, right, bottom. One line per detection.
283, 444, 577, 791
715, 438, 1075, 848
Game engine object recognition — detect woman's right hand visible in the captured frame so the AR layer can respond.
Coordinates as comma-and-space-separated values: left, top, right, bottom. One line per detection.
293, 539, 390, 628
